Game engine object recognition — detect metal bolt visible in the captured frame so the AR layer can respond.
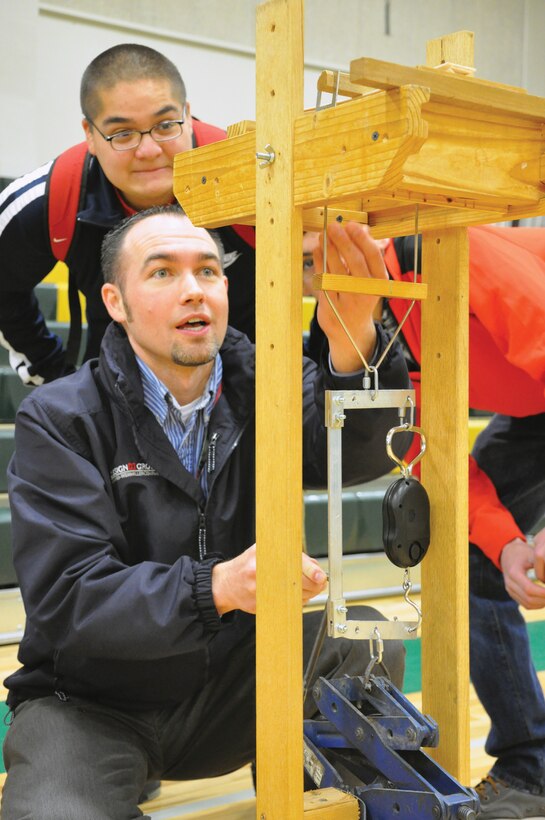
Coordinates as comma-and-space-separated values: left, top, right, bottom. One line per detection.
336, 624, 348, 633
354, 727, 364, 740
457, 808, 476, 820
336, 605, 348, 614
432, 806, 441, 819
256, 144, 276, 167
406, 727, 417, 741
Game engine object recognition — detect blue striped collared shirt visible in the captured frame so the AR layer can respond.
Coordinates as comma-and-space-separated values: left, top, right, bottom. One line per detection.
136, 355, 223, 496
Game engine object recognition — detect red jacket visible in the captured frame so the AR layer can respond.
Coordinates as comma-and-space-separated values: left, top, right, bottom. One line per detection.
385, 225, 545, 567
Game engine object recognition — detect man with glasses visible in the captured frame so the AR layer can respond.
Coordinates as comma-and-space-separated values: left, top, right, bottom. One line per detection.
0, 43, 256, 386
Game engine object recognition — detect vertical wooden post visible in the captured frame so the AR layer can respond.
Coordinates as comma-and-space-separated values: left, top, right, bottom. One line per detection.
420, 229, 470, 780
255, 2, 304, 818
420, 29, 473, 784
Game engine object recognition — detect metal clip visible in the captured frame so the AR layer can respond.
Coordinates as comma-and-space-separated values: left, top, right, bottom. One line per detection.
363, 626, 384, 688
256, 144, 275, 167
362, 365, 379, 399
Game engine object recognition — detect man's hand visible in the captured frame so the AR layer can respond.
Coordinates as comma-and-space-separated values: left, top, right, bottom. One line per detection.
212, 545, 328, 615
313, 221, 388, 372
500, 537, 545, 609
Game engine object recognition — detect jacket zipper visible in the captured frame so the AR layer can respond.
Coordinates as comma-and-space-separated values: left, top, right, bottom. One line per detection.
198, 433, 220, 560
207, 432, 218, 473
198, 511, 207, 560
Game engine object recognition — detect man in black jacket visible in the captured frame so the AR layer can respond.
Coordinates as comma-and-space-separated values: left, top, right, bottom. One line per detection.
1, 208, 410, 818
0, 43, 255, 385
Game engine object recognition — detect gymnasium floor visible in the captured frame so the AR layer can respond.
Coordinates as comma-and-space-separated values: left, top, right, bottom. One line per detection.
2, 554, 543, 818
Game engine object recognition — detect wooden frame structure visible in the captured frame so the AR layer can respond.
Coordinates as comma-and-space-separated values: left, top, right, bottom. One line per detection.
173, 3, 545, 817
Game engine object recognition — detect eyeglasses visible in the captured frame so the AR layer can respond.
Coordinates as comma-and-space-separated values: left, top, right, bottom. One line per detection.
86, 113, 185, 152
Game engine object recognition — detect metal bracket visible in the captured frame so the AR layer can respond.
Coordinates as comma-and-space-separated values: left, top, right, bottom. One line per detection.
325, 388, 421, 640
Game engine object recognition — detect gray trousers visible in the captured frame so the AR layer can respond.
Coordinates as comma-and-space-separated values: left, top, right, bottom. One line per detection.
1, 606, 405, 820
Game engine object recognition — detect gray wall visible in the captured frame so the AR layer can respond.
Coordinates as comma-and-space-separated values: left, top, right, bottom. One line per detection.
2, 0, 545, 177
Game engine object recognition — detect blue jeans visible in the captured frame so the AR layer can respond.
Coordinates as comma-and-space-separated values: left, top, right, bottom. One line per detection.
470, 412, 545, 792
1, 606, 405, 819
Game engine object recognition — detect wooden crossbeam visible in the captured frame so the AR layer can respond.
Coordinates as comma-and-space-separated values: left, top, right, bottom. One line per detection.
313, 273, 427, 301
350, 56, 545, 120
174, 81, 545, 233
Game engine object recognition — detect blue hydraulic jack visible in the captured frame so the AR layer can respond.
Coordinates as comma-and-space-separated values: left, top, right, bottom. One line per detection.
304, 673, 479, 819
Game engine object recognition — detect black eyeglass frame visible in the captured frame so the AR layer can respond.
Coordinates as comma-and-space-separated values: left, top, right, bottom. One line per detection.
85, 110, 186, 152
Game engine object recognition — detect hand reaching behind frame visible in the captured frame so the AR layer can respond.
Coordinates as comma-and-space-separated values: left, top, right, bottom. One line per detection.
313, 221, 389, 373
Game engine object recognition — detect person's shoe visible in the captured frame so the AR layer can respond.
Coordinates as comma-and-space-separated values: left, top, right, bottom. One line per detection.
475, 774, 545, 818
138, 780, 161, 803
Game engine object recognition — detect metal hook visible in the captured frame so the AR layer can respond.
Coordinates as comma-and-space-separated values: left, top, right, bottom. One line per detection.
386, 423, 427, 478
399, 395, 416, 428
403, 569, 422, 634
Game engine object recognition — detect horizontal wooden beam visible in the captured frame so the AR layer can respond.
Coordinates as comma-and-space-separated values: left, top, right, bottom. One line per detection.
317, 69, 375, 99
350, 56, 545, 121
304, 788, 359, 818
174, 86, 429, 227
303, 207, 368, 230
314, 273, 428, 300
173, 82, 545, 231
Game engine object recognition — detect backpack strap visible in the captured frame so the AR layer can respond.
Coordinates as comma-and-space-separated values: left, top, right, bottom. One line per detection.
47, 142, 91, 368
191, 120, 255, 249
48, 142, 90, 262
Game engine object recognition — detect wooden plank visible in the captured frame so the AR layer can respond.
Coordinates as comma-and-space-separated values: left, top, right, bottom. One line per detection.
317, 69, 376, 99
399, 98, 544, 207
303, 207, 368, 230
367, 198, 545, 239
254, 2, 304, 819
226, 120, 256, 138
350, 57, 545, 120
293, 86, 430, 208
303, 789, 359, 818
420, 228, 470, 781
175, 89, 544, 233
313, 273, 427, 301
426, 30, 474, 71
173, 131, 256, 228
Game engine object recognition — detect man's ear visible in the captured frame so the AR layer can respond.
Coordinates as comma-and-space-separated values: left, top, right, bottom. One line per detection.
101, 282, 127, 323
183, 100, 193, 140
82, 118, 97, 155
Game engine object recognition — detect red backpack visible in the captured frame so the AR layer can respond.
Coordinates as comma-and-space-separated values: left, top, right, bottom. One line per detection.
46, 120, 255, 365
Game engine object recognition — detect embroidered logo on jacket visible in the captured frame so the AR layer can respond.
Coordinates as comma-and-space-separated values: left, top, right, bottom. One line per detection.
110, 462, 159, 483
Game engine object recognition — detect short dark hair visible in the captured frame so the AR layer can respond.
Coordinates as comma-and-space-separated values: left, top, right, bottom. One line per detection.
101, 205, 224, 286
81, 44, 186, 120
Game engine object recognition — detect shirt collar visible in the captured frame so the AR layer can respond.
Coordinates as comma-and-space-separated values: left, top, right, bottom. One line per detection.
136, 356, 222, 427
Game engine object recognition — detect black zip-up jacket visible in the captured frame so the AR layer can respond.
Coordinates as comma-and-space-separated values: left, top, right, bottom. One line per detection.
0, 126, 255, 383
5, 321, 410, 711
